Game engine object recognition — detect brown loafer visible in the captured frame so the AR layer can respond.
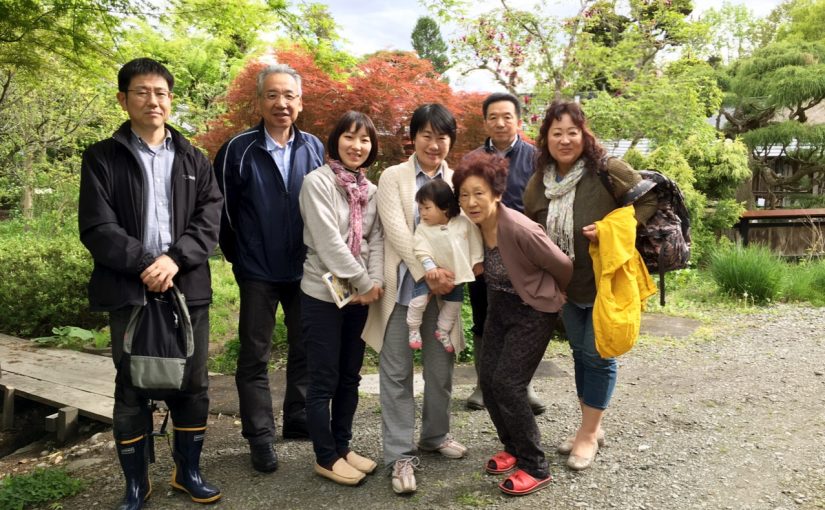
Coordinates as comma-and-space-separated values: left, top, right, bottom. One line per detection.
314, 459, 366, 486
345, 451, 377, 474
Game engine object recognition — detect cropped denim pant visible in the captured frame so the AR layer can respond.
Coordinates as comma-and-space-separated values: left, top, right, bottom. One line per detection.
561, 303, 617, 410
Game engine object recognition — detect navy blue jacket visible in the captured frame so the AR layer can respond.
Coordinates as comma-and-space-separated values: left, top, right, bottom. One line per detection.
468, 136, 537, 213
79, 122, 223, 311
214, 122, 324, 283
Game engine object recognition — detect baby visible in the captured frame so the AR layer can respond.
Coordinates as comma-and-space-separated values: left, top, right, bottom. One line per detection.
407, 179, 483, 352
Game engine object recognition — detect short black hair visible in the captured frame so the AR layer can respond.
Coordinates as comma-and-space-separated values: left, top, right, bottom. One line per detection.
409, 103, 457, 149
415, 179, 460, 219
327, 111, 379, 169
482, 92, 521, 118
118, 58, 174, 92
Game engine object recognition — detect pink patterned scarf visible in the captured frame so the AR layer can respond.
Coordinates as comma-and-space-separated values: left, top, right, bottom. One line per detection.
328, 159, 369, 257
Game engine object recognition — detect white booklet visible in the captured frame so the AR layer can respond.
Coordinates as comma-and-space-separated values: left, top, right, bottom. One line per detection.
322, 272, 355, 308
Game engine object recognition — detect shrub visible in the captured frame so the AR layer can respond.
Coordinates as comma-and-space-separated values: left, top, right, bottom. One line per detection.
0, 468, 85, 510
783, 258, 825, 306
0, 215, 105, 337
709, 244, 784, 303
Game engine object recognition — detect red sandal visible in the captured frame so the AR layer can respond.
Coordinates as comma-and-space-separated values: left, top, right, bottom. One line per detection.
498, 469, 553, 496
486, 451, 517, 474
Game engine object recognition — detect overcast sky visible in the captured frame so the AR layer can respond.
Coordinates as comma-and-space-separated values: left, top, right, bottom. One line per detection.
320, 0, 785, 92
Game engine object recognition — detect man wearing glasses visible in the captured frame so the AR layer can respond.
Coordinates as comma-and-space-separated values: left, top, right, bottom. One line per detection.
79, 57, 223, 508
214, 63, 324, 473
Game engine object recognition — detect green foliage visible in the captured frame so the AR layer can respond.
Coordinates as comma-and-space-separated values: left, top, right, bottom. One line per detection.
208, 337, 240, 374
0, 0, 134, 72
209, 257, 240, 345
775, 0, 825, 43
682, 134, 751, 198
0, 468, 85, 510
0, 214, 105, 337
731, 41, 825, 115
710, 244, 784, 303
724, 36, 825, 200
282, 2, 357, 76
783, 258, 825, 305
458, 292, 475, 363
584, 60, 722, 145
742, 121, 825, 152
645, 143, 698, 197
691, 2, 775, 63
411, 16, 450, 74
0, 67, 119, 217
32, 325, 110, 349
622, 147, 647, 171
705, 198, 746, 232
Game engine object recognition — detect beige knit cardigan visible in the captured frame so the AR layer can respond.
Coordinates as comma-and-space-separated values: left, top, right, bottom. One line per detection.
361, 155, 465, 353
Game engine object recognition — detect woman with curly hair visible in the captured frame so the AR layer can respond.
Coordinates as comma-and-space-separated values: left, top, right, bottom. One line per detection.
523, 99, 657, 471
453, 151, 572, 496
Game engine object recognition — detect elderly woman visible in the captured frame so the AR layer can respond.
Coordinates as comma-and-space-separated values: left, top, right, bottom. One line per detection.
522, 99, 657, 471
453, 151, 572, 496
362, 103, 467, 495
299, 111, 384, 486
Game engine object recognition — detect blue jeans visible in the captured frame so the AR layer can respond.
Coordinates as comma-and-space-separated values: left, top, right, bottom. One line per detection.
561, 303, 617, 410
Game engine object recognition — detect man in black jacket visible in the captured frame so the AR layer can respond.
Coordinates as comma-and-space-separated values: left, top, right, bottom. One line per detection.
79, 58, 223, 509
214, 63, 324, 473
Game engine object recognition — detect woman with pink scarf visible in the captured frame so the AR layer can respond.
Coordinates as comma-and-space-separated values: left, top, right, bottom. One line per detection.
298, 111, 384, 486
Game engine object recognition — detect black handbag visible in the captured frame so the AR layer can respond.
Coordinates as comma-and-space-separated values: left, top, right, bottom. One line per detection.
120, 287, 194, 396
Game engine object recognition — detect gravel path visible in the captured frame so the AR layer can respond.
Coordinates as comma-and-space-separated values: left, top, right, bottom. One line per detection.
11, 304, 825, 509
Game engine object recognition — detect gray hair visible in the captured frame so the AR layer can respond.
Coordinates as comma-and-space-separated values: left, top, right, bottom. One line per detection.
256, 63, 303, 97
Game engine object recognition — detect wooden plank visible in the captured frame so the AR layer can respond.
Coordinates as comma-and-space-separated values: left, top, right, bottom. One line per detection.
741, 208, 825, 219
0, 342, 115, 398
0, 372, 113, 424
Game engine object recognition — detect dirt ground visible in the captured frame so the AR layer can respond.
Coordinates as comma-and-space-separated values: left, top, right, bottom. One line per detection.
3, 305, 824, 510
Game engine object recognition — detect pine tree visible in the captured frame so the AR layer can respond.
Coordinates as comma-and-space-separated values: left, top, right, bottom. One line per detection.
411, 16, 450, 75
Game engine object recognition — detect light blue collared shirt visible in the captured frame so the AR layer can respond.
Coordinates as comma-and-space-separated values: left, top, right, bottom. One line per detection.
131, 130, 174, 258
396, 155, 446, 306
264, 128, 295, 185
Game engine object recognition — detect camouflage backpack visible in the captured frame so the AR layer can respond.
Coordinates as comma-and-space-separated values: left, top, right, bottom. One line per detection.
599, 161, 691, 306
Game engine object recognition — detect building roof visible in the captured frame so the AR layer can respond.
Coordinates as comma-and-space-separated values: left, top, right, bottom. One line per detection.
602, 139, 653, 157
752, 140, 817, 158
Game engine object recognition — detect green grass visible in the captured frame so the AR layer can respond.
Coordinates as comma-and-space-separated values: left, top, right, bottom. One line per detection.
783, 258, 825, 306
209, 257, 241, 346
0, 468, 85, 510
207, 257, 290, 374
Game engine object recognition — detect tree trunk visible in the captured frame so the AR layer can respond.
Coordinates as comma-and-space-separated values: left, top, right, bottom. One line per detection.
20, 151, 33, 220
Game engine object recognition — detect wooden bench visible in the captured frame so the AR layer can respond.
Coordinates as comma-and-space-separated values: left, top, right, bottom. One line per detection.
734, 208, 825, 247
0, 334, 115, 442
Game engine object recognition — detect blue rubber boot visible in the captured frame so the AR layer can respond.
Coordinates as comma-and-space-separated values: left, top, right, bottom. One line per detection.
170, 426, 221, 504
116, 435, 151, 510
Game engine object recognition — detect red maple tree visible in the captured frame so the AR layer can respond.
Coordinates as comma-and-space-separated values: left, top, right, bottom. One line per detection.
196, 45, 488, 177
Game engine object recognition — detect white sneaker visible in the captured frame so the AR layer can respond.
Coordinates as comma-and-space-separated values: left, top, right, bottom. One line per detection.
421, 436, 467, 459
391, 457, 419, 494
